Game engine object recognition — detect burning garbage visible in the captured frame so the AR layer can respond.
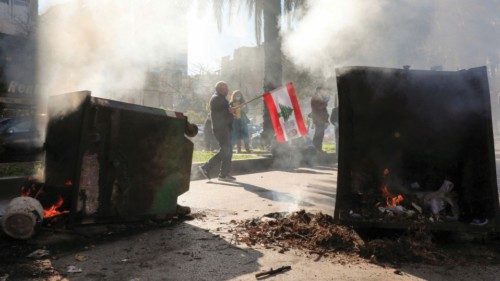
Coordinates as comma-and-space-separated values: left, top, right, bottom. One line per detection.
1, 91, 198, 239
335, 66, 499, 231
372, 169, 458, 222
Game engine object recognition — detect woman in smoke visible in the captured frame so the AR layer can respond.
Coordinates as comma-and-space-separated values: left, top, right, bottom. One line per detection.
229, 90, 251, 153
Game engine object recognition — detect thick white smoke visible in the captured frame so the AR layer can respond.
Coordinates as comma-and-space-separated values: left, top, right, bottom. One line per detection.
282, 0, 500, 76
37, 0, 190, 100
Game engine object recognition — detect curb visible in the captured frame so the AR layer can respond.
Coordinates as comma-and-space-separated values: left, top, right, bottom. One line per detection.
191, 157, 274, 181
190, 152, 337, 181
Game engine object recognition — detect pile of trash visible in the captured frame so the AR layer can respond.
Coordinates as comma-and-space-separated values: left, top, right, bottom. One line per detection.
234, 210, 364, 255
233, 211, 449, 264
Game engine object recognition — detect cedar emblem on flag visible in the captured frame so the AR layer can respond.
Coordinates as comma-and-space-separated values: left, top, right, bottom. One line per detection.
263, 83, 308, 143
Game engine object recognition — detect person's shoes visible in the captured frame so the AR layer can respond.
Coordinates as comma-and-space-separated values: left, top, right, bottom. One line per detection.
470, 218, 489, 226
218, 175, 236, 182
198, 166, 210, 180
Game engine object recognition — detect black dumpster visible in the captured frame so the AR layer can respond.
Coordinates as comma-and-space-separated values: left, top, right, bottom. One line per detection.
334, 66, 499, 231
43, 91, 196, 222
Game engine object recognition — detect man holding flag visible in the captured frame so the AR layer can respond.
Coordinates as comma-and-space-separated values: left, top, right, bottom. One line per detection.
199, 81, 237, 182
199, 82, 307, 182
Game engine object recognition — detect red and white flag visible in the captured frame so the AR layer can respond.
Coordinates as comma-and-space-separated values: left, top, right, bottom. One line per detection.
263, 83, 307, 143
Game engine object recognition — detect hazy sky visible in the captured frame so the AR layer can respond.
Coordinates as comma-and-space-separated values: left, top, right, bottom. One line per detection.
38, 0, 257, 73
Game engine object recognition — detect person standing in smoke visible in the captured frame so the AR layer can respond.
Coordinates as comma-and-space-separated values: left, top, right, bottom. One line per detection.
310, 86, 330, 152
229, 90, 251, 153
199, 81, 236, 182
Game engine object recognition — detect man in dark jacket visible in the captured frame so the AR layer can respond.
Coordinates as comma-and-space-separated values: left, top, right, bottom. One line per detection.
199, 81, 236, 181
310, 87, 329, 152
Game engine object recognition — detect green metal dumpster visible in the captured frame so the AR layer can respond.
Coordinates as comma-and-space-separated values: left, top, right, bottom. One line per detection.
44, 91, 197, 222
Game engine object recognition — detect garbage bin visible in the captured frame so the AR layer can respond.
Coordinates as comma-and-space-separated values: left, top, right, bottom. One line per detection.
334, 66, 499, 232
44, 91, 197, 222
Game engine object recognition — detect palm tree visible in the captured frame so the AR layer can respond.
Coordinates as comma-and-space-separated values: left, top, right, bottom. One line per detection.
212, 0, 305, 145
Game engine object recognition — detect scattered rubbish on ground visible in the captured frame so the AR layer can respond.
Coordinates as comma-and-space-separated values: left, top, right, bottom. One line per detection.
394, 270, 403, 275
67, 265, 83, 273
74, 253, 87, 262
235, 210, 364, 255
233, 210, 462, 265
27, 249, 50, 259
255, 265, 292, 279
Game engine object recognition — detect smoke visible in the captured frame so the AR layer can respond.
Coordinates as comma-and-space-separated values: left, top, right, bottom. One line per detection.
37, 0, 190, 101
282, 0, 500, 76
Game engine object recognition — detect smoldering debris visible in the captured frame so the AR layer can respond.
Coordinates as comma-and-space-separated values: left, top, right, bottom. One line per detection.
232, 210, 460, 265
234, 211, 364, 255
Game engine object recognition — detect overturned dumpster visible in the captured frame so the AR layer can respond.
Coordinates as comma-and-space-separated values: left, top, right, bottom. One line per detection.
334, 66, 500, 231
41, 91, 196, 223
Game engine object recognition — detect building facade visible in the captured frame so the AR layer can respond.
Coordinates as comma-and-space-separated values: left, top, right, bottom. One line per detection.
0, 0, 38, 117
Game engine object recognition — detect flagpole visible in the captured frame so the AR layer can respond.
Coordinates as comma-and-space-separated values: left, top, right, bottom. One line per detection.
230, 93, 266, 109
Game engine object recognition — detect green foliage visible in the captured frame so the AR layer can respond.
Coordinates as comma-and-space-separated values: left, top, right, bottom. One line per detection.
0, 162, 42, 177
322, 142, 336, 153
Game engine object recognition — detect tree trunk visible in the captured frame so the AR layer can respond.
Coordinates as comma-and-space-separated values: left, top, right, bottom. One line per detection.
262, 0, 283, 146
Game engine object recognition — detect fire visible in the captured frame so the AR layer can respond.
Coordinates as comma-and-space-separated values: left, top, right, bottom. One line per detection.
380, 185, 404, 207
43, 196, 66, 219
380, 168, 404, 207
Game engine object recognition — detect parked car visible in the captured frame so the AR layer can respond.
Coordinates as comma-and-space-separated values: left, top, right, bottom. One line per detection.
0, 117, 44, 162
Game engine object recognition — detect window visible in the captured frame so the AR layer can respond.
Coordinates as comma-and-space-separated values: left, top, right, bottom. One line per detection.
0, 0, 9, 4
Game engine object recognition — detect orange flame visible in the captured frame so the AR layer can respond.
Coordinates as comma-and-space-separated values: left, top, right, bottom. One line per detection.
380, 168, 404, 207
43, 196, 66, 219
381, 185, 404, 207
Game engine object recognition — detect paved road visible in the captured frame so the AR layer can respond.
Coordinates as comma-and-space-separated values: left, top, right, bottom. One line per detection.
180, 166, 337, 219
2, 143, 500, 280
43, 166, 499, 281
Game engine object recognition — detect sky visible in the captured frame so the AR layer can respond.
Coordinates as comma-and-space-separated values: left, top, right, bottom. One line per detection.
38, 0, 257, 74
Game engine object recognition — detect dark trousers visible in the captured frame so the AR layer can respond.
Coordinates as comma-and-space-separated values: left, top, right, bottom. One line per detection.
313, 122, 327, 151
203, 130, 233, 177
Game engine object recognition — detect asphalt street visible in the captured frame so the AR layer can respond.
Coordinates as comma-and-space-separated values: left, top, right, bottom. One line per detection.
43, 166, 499, 281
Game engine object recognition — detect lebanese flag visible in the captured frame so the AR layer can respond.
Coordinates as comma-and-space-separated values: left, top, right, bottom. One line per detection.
263, 83, 308, 143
